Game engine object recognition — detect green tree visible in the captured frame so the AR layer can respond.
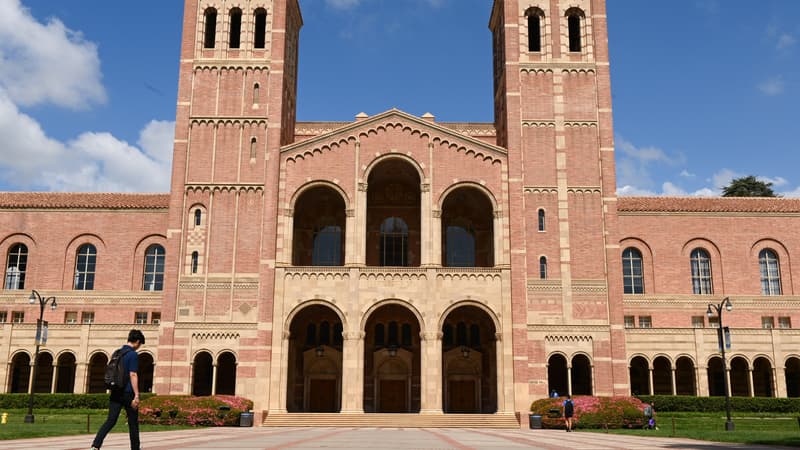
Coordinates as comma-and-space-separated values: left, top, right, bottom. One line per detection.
721, 176, 778, 197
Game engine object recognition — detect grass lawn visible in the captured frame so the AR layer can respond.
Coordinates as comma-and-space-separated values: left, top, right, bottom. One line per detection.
585, 412, 800, 447
0, 408, 195, 440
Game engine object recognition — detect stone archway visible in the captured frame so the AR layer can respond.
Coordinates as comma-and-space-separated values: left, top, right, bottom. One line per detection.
675, 356, 696, 396
55, 353, 76, 394
786, 357, 800, 398
571, 354, 593, 396
287, 304, 343, 412
753, 357, 773, 397
652, 356, 672, 395
441, 305, 497, 413
629, 356, 650, 396
8, 353, 30, 393
547, 354, 568, 397
215, 352, 237, 396
364, 303, 421, 413
138, 353, 155, 394
192, 352, 213, 396
730, 357, 750, 397
33, 353, 54, 393
87, 353, 108, 394
707, 357, 725, 396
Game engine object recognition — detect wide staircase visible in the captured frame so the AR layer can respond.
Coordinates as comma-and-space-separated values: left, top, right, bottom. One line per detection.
262, 412, 520, 429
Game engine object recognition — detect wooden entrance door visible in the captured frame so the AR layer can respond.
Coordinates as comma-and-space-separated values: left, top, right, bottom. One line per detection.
309, 379, 337, 412
448, 379, 477, 413
379, 379, 407, 413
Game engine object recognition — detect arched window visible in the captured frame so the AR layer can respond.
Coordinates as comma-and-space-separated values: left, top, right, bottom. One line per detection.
401, 323, 412, 347
253, 84, 260, 105
4, 244, 27, 290
191, 251, 199, 274
74, 244, 97, 290
622, 247, 644, 294
254, 9, 267, 49
194, 209, 202, 227
470, 324, 481, 347
690, 248, 713, 295
293, 186, 346, 267
538, 209, 546, 232
229, 8, 242, 49
143, 245, 165, 291
759, 249, 782, 295
306, 323, 317, 345
204, 8, 218, 49
456, 322, 467, 346
312, 223, 343, 266
441, 187, 494, 268
445, 221, 475, 267
388, 321, 399, 346
380, 217, 409, 267
250, 137, 257, 160
319, 321, 331, 345
566, 8, 583, 52
374, 323, 385, 346
527, 8, 544, 52
539, 256, 548, 279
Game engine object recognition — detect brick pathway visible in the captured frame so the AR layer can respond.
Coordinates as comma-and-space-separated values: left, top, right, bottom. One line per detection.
1, 428, 790, 450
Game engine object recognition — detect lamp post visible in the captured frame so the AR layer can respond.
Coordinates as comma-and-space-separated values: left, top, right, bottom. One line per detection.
707, 296, 733, 432
24, 290, 57, 424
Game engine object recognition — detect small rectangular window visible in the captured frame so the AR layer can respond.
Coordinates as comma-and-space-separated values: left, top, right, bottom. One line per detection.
81, 311, 95, 324
708, 316, 719, 328
528, 15, 542, 52
692, 316, 705, 328
778, 317, 792, 329
254, 10, 267, 49
0, 311, 7, 323
151, 312, 162, 325
204, 10, 218, 49
135, 312, 148, 325
762, 316, 775, 329
12, 311, 24, 323
229, 9, 242, 49
568, 15, 582, 52
638, 316, 652, 329
65, 311, 78, 324
624, 315, 635, 329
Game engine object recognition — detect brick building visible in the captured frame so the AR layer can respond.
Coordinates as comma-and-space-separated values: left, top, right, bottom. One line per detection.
1, 0, 798, 424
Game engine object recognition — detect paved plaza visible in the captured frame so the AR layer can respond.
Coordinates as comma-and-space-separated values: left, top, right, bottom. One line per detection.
1, 428, 791, 450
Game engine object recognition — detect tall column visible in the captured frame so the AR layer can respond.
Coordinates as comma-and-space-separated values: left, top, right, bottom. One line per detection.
671, 368, 677, 396
776, 367, 787, 398
696, 365, 708, 396
567, 366, 573, 396
420, 183, 432, 266
648, 368, 654, 396
211, 363, 218, 395
75, 362, 88, 394
341, 331, 365, 413
27, 361, 34, 394
495, 334, 505, 412
748, 369, 755, 397
420, 332, 443, 414
50, 363, 58, 394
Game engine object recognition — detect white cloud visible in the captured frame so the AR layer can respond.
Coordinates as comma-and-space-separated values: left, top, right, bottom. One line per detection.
758, 76, 785, 96
679, 169, 696, 178
710, 168, 741, 190
615, 136, 685, 191
758, 175, 788, 187
325, 0, 361, 9
777, 33, 796, 50
0, 0, 105, 109
0, 90, 173, 192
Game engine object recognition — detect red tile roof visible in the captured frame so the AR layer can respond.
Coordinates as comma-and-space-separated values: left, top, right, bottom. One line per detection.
0, 192, 170, 210
618, 196, 800, 213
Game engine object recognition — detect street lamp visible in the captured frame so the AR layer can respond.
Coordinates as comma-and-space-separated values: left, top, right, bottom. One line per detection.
707, 296, 733, 432
24, 290, 57, 424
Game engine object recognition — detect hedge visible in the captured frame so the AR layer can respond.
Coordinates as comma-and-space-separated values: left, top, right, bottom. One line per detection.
0, 393, 155, 409
139, 395, 253, 427
530, 396, 649, 429
636, 395, 800, 413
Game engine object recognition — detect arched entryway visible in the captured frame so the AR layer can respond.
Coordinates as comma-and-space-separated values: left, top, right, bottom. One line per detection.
138, 353, 155, 394
87, 353, 108, 393
707, 356, 725, 396
441, 186, 494, 267
547, 354, 568, 397
192, 352, 213, 396
292, 186, 346, 266
675, 356, 696, 395
366, 159, 421, 267
364, 303, 420, 413
8, 353, 30, 393
571, 354, 593, 395
33, 352, 54, 393
753, 357, 773, 397
287, 304, 343, 412
730, 357, 750, 397
215, 352, 237, 396
652, 356, 672, 395
441, 305, 497, 413
786, 357, 800, 398
629, 356, 650, 396
55, 353, 76, 393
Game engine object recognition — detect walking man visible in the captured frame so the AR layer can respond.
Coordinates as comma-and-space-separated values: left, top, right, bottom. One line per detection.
91, 329, 145, 450
563, 394, 575, 432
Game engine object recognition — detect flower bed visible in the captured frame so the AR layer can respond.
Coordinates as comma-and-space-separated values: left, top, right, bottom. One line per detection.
139, 395, 253, 427
530, 396, 649, 429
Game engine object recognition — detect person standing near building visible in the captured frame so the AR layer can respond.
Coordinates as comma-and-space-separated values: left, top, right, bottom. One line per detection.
563, 395, 575, 432
91, 330, 145, 450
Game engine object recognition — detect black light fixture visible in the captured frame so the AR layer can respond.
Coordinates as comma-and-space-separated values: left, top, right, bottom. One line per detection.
388, 345, 398, 358
461, 346, 470, 359
25, 290, 57, 424
707, 297, 734, 431
315, 345, 324, 358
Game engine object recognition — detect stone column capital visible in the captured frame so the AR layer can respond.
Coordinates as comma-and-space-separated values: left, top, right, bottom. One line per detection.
282, 330, 291, 340
343, 331, 365, 341
420, 331, 443, 341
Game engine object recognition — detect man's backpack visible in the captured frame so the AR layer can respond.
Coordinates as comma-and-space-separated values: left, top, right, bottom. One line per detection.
564, 399, 574, 416
104, 347, 132, 391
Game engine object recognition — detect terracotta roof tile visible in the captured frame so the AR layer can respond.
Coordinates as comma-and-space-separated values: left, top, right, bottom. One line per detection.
618, 196, 800, 213
0, 192, 170, 210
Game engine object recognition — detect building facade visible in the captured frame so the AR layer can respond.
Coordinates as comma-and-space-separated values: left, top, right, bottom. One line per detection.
1, 0, 798, 422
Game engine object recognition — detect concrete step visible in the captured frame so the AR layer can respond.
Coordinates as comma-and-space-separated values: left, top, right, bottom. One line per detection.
261, 412, 520, 429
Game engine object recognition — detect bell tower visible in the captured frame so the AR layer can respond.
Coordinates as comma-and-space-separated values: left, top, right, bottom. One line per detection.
490, 0, 629, 412
155, 0, 302, 408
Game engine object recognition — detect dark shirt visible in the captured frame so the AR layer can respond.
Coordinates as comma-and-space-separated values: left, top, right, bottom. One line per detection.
121, 344, 139, 393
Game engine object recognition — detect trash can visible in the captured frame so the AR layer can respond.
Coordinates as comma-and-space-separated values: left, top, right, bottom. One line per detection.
239, 412, 254, 427
529, 414, 543, 429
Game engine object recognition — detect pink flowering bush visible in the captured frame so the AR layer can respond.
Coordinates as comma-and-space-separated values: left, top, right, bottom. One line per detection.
530, 396, 649, 429
140, 395, 254, 427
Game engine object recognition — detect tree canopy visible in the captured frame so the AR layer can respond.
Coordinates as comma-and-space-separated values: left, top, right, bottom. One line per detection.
721, 176, 778, 197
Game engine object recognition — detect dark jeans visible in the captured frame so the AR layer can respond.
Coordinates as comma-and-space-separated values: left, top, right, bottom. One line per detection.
92, 391, 140, 450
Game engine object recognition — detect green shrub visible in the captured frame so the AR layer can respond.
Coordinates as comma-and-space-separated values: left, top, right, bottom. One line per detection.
636, 395, 800, 413
530, 396, 649, 429
139, 395, 253, 427
0, 393, 155, 409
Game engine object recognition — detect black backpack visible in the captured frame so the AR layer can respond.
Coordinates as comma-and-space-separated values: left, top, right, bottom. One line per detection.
564, 400, 574, 416
104, 347, 132, 391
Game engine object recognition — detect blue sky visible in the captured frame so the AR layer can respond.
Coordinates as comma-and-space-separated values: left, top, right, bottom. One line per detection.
0, 0, 797, 195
